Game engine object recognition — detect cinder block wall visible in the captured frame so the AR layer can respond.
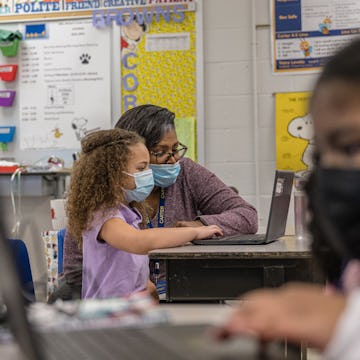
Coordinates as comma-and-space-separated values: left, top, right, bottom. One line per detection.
203, 0, 317, 229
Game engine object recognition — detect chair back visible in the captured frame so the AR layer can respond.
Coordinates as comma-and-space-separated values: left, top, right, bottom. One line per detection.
8, 239, 35, 303
57, 228, 65, 274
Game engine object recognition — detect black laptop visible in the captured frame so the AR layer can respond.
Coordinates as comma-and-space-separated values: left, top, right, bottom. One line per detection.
192, 170, 295, 245
0, 200, 291, 360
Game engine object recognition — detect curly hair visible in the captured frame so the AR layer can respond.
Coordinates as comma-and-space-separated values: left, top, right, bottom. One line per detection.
66, 129, 144, 248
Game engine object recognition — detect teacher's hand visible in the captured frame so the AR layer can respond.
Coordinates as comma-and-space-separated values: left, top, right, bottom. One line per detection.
174, 220, 204, 228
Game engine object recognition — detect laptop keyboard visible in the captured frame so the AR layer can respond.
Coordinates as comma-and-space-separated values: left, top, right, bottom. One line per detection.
34, 323, 289, 360
221, 233, 265, 241
37, 326, 196, 360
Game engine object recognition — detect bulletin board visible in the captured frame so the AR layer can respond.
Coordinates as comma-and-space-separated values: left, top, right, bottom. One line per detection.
120, 9, 198, 160
275, 92, 313, 174
0, 0, 203, 166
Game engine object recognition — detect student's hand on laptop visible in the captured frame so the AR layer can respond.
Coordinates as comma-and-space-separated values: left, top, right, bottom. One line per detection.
174, 220, 204, 227
194, 225, 223, 240
213, 283, 346, 351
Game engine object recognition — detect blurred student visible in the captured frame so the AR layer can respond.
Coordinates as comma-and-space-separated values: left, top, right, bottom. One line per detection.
215, 38, 360, 359
67, 129, 222, 299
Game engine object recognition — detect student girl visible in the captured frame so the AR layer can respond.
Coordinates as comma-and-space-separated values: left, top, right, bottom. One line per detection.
66, 128, 222, 299
60, 104, 257, 301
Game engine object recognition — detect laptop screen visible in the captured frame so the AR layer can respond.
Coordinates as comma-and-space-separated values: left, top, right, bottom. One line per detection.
265, 170, 294, 241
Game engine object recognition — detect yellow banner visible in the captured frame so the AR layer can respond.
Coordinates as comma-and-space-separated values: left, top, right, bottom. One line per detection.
121, 11, 197, 160
0, 1, 194, 22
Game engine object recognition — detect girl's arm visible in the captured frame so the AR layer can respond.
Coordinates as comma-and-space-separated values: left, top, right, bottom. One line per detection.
99, 218, 222, 254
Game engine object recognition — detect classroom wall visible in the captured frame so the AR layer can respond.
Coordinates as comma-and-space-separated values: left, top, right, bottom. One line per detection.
0, 0, 318, 232
0, 1, 318, 299
203, 0, 317, 229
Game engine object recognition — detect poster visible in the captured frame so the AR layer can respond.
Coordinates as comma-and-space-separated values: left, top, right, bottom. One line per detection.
120, 11, 197, 160
275, 92, 313, 174
272, 0, 360, 73
19, 20, 111, 149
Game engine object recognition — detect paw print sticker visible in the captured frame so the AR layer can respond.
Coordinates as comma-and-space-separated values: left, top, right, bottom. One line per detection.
80, 54, 91, 64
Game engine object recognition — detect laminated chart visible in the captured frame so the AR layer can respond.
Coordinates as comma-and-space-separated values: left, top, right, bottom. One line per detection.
272, 0, 360, 73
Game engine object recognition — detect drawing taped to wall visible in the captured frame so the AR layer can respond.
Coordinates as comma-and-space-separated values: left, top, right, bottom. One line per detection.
276, 92, 313, 174
287, 113, 314, 175
121, 15, 147, 52
71, 117, 100, 141
52, 126, 63, 139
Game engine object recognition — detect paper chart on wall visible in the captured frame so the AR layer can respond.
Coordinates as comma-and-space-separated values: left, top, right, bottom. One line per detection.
271, 0, 360, 73
19, 20, 111, 149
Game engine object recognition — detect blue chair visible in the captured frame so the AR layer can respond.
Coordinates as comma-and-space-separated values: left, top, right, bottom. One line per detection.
47, 228, 82, 303
8, 238, 35, 303
57, 228, 66, 275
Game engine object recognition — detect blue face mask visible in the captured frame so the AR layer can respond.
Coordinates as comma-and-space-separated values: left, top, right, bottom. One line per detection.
149, 162, 181, 188
123, 169, 154, 203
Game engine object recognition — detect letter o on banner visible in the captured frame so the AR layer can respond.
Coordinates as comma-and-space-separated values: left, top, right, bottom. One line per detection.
123, 73, 139, 92
23, 2, 30, 12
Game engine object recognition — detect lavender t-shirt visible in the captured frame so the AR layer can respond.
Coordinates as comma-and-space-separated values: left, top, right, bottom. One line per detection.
82, 204, 149, 299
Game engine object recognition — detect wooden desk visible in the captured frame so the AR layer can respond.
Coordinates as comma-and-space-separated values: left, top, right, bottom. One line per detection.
150, 236, 318, 302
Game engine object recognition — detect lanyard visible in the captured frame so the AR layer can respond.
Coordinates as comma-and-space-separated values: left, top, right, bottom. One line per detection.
147, 188, 165, 228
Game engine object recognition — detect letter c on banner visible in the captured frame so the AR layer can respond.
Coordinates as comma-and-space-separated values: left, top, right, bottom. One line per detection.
123, 73, 139, 91
123, 52, 138, 70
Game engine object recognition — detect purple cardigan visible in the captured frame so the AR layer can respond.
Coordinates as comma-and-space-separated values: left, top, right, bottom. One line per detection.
63, 158, 258, 286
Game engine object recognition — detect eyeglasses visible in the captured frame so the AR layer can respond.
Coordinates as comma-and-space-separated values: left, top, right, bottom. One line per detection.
150, 143, 188, 163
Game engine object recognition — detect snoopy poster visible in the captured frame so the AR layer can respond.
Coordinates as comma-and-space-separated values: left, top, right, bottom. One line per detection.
275, 92, 313, 174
